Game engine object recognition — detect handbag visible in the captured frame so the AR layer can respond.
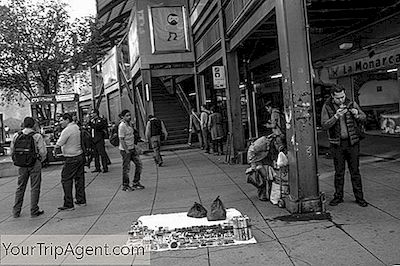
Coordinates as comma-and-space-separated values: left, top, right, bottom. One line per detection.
246, 171, 263, 188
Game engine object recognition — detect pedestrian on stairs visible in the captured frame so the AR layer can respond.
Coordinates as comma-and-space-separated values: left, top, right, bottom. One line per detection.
145, 115, 168, 166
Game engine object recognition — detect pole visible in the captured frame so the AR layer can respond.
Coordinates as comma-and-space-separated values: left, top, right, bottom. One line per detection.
276, 0, 323, 213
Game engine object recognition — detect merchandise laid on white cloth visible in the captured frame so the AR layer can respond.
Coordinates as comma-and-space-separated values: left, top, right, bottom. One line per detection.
127, 207, 256, 251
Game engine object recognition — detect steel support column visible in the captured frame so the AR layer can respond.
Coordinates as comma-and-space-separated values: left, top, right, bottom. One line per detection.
276, 0, 323, 213
219, 0, 245, 154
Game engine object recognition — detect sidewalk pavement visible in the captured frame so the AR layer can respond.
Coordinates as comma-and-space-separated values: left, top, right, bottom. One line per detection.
0, 142, 399, 266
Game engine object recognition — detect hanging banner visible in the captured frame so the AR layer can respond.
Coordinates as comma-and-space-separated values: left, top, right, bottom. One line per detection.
149, 6, 189, 53
128, 3, 139, 65
212, 66, 226, 89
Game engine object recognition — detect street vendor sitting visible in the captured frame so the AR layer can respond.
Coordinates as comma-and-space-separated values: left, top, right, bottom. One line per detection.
246, 134, 286, 201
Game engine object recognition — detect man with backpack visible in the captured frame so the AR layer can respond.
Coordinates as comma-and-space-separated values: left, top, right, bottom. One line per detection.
11, 117, 47, 218
145, 115, 168, 166
53, 113, 86, 211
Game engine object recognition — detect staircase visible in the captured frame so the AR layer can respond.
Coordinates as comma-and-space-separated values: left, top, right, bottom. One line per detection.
152, 78, 189, 146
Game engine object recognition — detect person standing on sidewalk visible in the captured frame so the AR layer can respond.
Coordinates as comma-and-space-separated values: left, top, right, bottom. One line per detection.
321, 84, 368, 207
200, 104, 211, 153
208, 106, 225, 155
88, 109, 109, 173
188, 108, 203, 148
54, 113, 86, 211
119, 110, 145, 191
11, 117, 47, 218
145, 115, 168, 167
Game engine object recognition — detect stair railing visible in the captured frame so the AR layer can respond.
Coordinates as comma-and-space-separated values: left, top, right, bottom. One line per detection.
176, 83, 192, 116
118, 63, 134, 104
135, 86, 147, 130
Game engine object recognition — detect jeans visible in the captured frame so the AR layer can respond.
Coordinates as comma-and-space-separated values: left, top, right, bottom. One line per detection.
121, 149, 142, 186
330, 140, 364, 201
212, 139, 224, 154
61, 154, 86, 207
13, 160, 42, 216
201, 128, 210, 152
150, 136, 163, 164
93, 140, 108, 171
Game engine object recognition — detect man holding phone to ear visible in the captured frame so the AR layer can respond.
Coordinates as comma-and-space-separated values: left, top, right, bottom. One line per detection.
321, 84, 368, 207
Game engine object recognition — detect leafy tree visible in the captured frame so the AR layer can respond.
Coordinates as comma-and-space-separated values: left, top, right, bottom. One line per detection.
0, 0, 104, 121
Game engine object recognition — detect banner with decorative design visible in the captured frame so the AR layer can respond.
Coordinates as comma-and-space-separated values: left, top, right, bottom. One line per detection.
150, 6, 189, 53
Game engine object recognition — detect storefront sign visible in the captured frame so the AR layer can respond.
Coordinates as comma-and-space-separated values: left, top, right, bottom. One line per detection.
55, 94, 78, 102
30, 95, 55, 104
329, 48, 400, 78
149, 6, 189, 53
212, 66, 226, 89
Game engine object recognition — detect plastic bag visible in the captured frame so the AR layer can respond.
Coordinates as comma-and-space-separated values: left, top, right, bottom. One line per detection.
277, 151, 288, 167
270, 182, 281, 204
207, 196, 226, 221
187, 202, 207, 218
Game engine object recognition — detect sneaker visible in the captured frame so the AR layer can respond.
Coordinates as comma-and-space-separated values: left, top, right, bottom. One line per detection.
102, 169, 109, 173
356, 199, 368, 207
31, 210, 44, 217
122, 186, 134, 192
329, 197, 343, 206
13, 213, 20, 218
158, 162, 163, 167
74, 201, 87, 206
58, 206, 75, 211
132, 183, 145, 189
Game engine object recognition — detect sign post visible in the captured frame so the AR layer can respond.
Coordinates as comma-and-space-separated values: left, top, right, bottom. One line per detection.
212, 66, 227, 89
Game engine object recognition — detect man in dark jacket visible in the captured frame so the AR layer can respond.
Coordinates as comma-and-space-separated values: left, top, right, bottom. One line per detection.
145, 115, 168, 166
88, 109, 109, 173
321, 84, 368, 207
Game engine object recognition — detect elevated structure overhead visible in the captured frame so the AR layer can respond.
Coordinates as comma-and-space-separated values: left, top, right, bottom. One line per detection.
96, 0, 400, 213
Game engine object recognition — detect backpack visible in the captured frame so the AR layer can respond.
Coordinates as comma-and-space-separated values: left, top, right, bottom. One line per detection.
12, 132, 38, 167
110, 132, 119, 147
80, 129, 94, 157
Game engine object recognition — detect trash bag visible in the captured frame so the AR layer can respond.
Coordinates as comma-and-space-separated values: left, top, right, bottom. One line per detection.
187, 202, 208, 218
207, 196, 227, 221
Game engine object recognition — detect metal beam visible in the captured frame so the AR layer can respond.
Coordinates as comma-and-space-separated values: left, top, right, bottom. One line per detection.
276, 0, 322, 213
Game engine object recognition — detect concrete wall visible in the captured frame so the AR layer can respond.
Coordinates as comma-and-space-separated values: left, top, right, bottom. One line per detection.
359, 79, 400, 107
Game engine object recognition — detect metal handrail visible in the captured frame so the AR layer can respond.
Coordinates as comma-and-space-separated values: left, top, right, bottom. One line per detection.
118, 63, 134, 104
135, 86, 147, 128
176, 83, 192, 116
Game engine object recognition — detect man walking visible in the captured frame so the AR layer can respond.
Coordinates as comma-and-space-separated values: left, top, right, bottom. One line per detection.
321, 84, 368, 207
145, 115, 168, 166
119, 110, 144, 191
54, 113, 86, 211
89, 109, 109, 173
200, 104, 211, 153
11, 117, 47, 218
